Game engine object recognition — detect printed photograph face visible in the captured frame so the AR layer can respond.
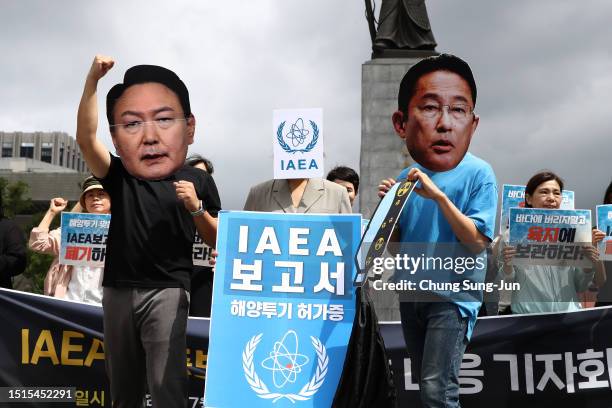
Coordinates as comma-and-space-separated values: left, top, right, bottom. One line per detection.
111, 83, 194, 180
400, 70, 478, 172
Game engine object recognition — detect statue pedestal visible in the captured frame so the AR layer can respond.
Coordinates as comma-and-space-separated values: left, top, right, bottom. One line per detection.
359, 57, 426, 219
359, 57, 427, 321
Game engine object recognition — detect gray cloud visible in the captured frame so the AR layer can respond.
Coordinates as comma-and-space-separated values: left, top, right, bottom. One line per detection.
0, 0, 610, 214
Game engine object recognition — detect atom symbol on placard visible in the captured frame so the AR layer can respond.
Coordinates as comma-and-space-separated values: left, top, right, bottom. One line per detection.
260, 330, 310, 389
285, 118, 310, 147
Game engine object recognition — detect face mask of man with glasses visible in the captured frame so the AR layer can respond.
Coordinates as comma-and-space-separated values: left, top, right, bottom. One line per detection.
392, 70, 478, 173
108, 68, 195, 181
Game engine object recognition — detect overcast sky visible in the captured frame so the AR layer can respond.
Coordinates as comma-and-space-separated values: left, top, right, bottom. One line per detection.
1, 0, 610, 214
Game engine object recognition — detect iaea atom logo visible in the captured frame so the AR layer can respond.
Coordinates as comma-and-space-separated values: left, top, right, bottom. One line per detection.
277, 118, 319, 154
242, 330, 328, 403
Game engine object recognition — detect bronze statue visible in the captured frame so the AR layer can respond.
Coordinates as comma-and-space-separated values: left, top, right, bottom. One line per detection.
365, 0, 437, 57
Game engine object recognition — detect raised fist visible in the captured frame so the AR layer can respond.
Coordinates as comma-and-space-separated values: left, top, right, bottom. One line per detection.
49, 197, 68, 214
87, 55, 115, 81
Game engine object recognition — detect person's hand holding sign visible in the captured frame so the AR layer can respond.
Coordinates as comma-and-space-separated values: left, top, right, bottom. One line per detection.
378, 178, 396, 198
581, 245, 600, 266
502, 245, 516, 276
592, 228, 606, 245
407, 168, 444, 201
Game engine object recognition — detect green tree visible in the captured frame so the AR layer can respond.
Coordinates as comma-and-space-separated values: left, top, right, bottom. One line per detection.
1, 177, 52, 294
0, 178, 32, 217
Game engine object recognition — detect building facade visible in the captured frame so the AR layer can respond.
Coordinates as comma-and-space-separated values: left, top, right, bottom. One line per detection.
0, 131, 87, 173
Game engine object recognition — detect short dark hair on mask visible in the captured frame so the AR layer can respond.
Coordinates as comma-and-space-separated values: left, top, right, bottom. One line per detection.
326, 166, 360, 194
185, 154, 214, 175
106, 65, 191, 127
397, 53, 477, 117
524, 171, 564, 208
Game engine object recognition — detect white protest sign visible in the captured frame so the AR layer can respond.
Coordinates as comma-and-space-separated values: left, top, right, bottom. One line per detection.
273, 108, 324, 179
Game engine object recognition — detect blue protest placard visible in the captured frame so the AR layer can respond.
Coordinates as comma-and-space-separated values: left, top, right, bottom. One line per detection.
596, 205, 612, 261
500, 184, 575, 234
60, 213, 111, 267
204, 211, 361, 408
509, 208, 591, 267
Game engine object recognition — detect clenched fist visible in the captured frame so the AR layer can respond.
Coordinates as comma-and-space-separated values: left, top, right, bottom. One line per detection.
87, 55, 114, 81
49, 197, 68, 215
174, 180, 200, 213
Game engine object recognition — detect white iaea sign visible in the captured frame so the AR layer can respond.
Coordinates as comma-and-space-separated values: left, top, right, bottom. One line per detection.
273, 108, 324, 179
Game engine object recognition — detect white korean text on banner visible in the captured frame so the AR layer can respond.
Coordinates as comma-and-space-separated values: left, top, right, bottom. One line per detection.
60, 213, 111, 267
509, 208, 591, 267
193, 232, 213, 267
204, 211, 360, 407
273, 108, 324, 179
500, 184, 575, 234
596, 204, 612, 261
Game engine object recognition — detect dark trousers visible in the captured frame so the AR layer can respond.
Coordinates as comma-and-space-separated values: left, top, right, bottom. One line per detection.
103, 287, 190, 408
189, 267, 213, 317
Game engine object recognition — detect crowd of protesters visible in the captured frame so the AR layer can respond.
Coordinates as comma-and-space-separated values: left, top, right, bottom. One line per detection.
0, 53, 610, 408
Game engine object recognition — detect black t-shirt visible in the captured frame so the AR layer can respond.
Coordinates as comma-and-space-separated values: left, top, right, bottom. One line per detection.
101, 154, 221, 291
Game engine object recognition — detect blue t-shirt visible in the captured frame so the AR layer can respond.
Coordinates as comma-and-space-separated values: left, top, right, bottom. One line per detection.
397, 152, 498, 339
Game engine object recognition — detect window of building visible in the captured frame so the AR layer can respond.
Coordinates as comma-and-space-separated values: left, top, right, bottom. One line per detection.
41, 142, 53, 163
20, 142, 34, 158
2, 142, 12, 157
59, 144, 64, 166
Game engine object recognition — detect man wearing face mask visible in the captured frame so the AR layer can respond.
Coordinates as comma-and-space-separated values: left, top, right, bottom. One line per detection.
76, 55, 220, 408
379, 54, 497, 407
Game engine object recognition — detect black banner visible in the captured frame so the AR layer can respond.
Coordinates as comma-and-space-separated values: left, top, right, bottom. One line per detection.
0, 289, 208, 408
382, 307, 612, 408
2, 288, 612, 407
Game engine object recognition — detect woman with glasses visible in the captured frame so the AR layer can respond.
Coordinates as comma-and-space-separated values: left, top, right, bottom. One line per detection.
500, 171, 605, 314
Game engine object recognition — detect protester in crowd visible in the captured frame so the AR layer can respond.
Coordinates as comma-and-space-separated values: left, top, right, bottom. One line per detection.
244, 177, 351, 213
0, 194, 27, 289
186, 153, 214, 174
29, 176, 110, 304
76, 55, 220, 407
185, 154, 218, 317
501, 171, 605, 314
326, 165, 359, 206
594, 180, 612, 307
378, 54, 497, 407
